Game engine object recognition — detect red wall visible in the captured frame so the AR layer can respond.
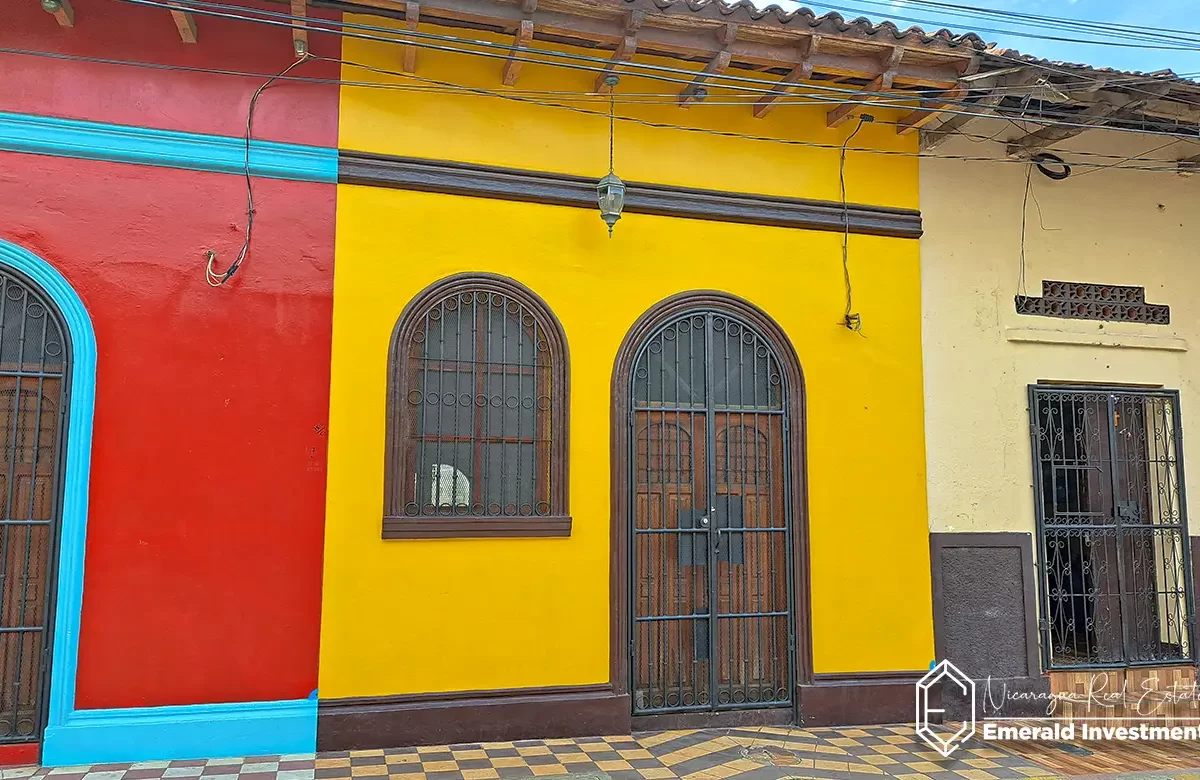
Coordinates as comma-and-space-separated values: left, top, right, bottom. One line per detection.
0, 0, 340, 147
0, 1, 339, 709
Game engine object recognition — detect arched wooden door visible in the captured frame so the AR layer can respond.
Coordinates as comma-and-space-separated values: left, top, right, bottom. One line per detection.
0, 268, 69, 742
628, 307, 794, 715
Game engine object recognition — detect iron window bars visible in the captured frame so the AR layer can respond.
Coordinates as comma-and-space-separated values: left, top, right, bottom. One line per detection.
1029, 385, 1195, 670
0, 268, 69, 742
383, 274, 569, 538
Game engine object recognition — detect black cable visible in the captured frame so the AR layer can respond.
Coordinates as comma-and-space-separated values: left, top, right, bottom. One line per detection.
206, 54, 312, 287
1031, 152, 1072, 180
840, 116, 870, 333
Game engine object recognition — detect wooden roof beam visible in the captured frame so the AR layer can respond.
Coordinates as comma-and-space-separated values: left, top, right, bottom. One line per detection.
753, 35, 821, 119
919, 92, 1002, 149
41, 0, 74, 27
827, 47, 902, 128
501, 20, 535, 86
895, 85, 965, 135
402, 1, 419, 73
678, 23, 736, 107
290, 0, 308, 56
1005, 82, 1172, 155
169, 6, 197, 42
1005, 99, 1128, 155
920, 69, 1036, 150
594, 10, 643, 93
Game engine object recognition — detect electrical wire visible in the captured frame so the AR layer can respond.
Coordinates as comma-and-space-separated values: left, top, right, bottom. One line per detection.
1017, 163, 1031, 297
840, 116, 868, 333
812, 0, 1200, 49
322, 55, 1196, 172
113, 0, 1200, 122
0, 45, 1194, 173
1071, 138, 1184, 178
206, 53, 313, 287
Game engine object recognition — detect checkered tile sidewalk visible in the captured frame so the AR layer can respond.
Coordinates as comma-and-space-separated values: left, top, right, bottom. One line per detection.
0, 726, 1069, 780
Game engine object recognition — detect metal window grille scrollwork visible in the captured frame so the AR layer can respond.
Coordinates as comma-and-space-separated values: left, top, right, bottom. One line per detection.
1029, 385, 1194, 669
384, 275, 568, 521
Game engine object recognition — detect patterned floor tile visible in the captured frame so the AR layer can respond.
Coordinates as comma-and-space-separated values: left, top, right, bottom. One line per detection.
12, 722, 1200, 779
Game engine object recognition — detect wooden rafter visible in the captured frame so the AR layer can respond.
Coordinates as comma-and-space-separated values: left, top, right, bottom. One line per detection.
678, 24, 736, 107
403, 1, 419, 73
919, 92, 1002, 149
753, 35, 821, 119
826, 47, 903, 128
1005, 100, 1126, 155
895, 86, 965, 135
919, 69, 1036, 150
501, 20, 535, 86
1005, 81, 1172, 155
594, 10, 643, 94
168, 5, 197, 42
43, 0, 74, 27
290, 0, 308, 56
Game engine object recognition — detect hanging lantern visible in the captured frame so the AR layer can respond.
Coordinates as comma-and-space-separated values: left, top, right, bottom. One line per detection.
595, 74, 625, 238
596, 172, 626, 238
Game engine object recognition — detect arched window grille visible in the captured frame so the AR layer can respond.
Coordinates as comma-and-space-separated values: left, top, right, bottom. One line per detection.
384, 274, 570, 538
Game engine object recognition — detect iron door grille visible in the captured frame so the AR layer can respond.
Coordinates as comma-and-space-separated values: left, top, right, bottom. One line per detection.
629, 309, 795, 715
1029, 385, 1195, 670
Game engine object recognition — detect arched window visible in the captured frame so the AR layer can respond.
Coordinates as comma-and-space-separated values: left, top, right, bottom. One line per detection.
384, 274, 570, 538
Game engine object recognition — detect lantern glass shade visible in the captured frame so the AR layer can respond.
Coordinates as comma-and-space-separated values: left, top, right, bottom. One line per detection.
596, 172, 626, 237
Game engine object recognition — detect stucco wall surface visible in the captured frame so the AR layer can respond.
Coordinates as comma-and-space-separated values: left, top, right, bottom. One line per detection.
921, 125, 1200, 536
320, 19, 937, 699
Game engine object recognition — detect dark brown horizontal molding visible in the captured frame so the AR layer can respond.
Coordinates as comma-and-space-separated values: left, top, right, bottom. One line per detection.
339, 150, 923, 239
383, 514, 572, 539
798, 671, 928, 726
632, 706, 793, 732
318, 683, 629, 751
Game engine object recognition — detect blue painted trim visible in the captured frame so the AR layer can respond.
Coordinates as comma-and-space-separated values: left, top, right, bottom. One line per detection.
43, 699, 318, 765
0, 240, 317, 766
0, 111, 337, 184
0, 239, 97, 752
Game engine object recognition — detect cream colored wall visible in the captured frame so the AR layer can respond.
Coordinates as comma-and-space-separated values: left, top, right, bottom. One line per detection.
921, 124, 1200, 535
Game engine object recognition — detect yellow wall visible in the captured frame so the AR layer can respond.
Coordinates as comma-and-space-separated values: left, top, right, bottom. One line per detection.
921, 124, 1200, 536
319, 16, 934, 699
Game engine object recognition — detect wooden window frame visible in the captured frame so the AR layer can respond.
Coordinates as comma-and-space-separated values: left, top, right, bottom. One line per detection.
383, 273, 571, 539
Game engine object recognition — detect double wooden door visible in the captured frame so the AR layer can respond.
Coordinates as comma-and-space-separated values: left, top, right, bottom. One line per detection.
629, 309, 793, 715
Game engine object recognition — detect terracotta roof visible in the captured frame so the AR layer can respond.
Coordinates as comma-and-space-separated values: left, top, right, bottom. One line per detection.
612, 0, 987, 49
983, 46, 1196, 85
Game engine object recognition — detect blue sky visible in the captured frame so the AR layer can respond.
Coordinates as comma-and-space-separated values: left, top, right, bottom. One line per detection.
766, 0, 1200, 74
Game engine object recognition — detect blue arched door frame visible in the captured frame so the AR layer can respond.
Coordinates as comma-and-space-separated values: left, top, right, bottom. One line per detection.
0, 239, 97, 753
0, 240, 315, 766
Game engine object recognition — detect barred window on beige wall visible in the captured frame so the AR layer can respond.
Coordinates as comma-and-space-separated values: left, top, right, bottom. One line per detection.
383, 274, 571, 539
